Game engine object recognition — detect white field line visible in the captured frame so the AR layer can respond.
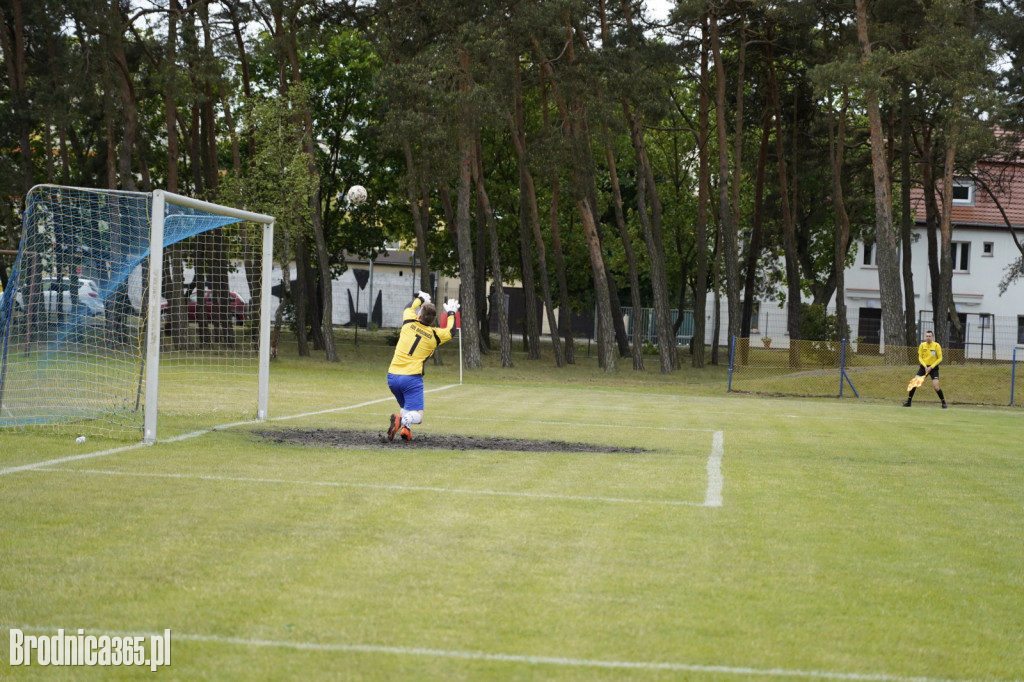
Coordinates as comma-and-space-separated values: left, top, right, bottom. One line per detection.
4, 385, 724, 508
37, 467, 708, 507
705, 430, 724, 507
3, 624, 962, 682
434, 415, 717, 433
0, 387, 457, 476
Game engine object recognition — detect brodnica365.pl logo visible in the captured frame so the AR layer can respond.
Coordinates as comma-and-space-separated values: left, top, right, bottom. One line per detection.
9, 628, 171, 671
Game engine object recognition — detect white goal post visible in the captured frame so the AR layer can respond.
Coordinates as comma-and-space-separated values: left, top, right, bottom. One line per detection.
143, 190, 275, 443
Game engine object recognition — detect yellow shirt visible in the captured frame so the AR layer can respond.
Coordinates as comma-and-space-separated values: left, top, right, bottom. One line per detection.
918, 341, 942, 369
387, 300, 455, 375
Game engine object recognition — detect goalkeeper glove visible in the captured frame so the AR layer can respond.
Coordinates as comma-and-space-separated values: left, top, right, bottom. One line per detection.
416, 290, 432, 304
443, 300, 460, 314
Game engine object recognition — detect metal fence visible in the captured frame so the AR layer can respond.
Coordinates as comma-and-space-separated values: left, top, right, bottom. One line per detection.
621, 307, 694, 346
728, 337, 1023, 407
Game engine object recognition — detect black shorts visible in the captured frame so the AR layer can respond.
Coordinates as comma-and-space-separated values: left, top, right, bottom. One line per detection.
916, 365, 939, 379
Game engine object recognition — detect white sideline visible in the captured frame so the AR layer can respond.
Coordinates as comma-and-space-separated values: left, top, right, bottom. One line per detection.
3, 624, 960, 682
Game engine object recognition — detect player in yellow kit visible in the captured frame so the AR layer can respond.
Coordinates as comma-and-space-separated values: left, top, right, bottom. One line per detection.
386, 291, 459, 441
903, 330, 947, 408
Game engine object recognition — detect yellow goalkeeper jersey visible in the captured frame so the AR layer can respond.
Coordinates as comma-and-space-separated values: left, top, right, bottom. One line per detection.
387, 300, 455, 375
918, 341, 942, 368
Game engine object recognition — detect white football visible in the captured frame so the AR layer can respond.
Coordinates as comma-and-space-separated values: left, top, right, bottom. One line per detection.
347, 185, 367, 204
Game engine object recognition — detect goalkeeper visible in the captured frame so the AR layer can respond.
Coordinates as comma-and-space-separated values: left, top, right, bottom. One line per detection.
386, 291, 459, 441
903, 330, 947, 409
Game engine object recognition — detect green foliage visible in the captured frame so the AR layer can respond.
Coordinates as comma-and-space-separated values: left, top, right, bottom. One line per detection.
218, 86, 317, 266
801, 301, 851, 364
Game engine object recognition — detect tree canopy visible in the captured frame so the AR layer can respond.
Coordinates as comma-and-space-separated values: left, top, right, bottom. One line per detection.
2, 0, 1022, 367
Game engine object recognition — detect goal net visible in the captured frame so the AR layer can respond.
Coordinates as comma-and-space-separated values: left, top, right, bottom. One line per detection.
0, 185, 274, 441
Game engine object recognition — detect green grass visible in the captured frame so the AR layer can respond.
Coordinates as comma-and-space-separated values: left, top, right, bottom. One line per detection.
2, 337, 1022, 680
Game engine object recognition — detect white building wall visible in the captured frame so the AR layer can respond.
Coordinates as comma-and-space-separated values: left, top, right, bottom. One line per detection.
704, 225, 1024, 359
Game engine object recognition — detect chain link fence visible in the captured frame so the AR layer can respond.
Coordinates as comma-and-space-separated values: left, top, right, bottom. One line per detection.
728, 337, 1023, 407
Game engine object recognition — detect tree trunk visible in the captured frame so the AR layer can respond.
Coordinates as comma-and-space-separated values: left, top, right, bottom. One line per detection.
455, 48, 482, 369
730, 10, 747, 340
935, 121, 960, 348
199, 2, 218, 195
767, 34, 802, 367
164, 0, 181, 193
473, 181, 489, 352
578, 196, 617, 372
403, 140, 433, 297
692, 18, 711, 368
532, 33, 615, 371
828, 89, 852, 347
710, 224, 722, 365
473, 136, 512, 367
919, 131, 942, 319
710, 12, 741, 345
741, 114, 770, 342
625, 102, 676, 372
550, 178, 575, 364
509, 56, 562, 365
0, 0, 33, 191
856, 0, 905, 361
899, 87, 917, 346
108, 2, 138, 191
517, 193, 541, 360
293, 237, 311, 357
603, 131, 644, 370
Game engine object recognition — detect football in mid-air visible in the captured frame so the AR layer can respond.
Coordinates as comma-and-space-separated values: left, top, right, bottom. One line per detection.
347, 184, 367, 204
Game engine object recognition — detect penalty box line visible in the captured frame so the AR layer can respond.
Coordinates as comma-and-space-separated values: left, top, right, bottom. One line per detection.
4, 624, 959, 682
32, 428, 723, 508
2, 384, 724, 508
436, 414, 719, 433
37, 467, 711, 507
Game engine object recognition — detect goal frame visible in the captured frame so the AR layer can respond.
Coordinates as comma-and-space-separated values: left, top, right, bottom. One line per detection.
143, 190, 275, 443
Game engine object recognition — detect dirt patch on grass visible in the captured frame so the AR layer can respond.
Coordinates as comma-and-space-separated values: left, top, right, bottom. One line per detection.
255, 428, 647, 453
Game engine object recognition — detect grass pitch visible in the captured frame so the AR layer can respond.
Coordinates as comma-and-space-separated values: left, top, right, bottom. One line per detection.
2, 340, 1022, 680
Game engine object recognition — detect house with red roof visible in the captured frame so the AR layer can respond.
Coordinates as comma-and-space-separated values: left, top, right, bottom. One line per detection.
841, 156, 1024, 360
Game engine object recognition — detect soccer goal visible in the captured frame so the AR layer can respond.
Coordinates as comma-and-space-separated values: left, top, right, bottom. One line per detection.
0, 185, 275, 442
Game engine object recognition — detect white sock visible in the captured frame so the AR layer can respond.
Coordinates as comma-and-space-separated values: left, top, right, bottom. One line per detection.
403, 410, 423, 426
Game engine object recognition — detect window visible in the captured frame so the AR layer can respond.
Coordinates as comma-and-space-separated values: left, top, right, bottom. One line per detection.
952, 179, 975, 206
861, 241, 876, 267
1018, 316, 1024, 345
983, 242, 994, 257
979, 313, 991, 329
950, 242, 970, 272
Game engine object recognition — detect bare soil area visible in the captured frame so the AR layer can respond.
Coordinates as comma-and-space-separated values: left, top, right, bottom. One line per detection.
254, 428, 647, 453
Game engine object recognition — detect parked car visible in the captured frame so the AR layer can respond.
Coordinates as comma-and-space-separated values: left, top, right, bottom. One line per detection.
187, 288, 248, 324
14, 277, 105, 316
